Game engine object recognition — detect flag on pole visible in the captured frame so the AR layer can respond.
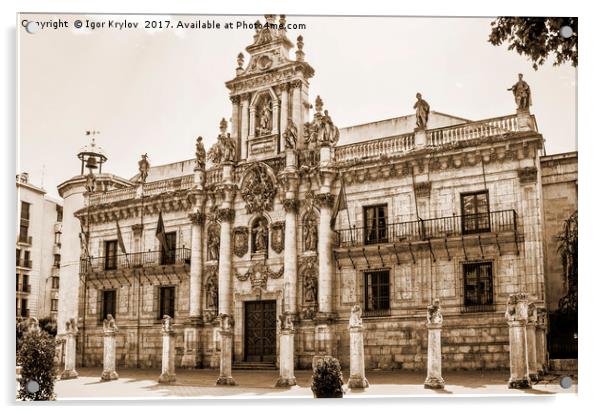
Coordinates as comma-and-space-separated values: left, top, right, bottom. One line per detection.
116, 220, 127, 255
155, 211, 169, 254
330, 179, 348, 228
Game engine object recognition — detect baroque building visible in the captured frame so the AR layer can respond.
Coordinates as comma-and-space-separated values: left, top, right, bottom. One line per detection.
55, 15, 570, 379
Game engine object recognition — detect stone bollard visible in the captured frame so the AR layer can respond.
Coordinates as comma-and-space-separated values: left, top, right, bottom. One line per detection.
275, 312, 297, 387
505, 294, 531, 389
535, 308, 548, 375
158, 315, 176, 384
60, 318, 79, 380
347, 304, 369, 389
526, 302, 539, 381
216, 314, 236, 386
101, 315, 119, 382
424, 299, 444, 389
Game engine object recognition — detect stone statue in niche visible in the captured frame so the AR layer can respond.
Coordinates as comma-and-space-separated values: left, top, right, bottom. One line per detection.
414, 92, 430, 129
138, 153, 150, 183
206, 271, 218, 309
256, 98, 273, 136
303, 213, 318, 251
508, 73, 532, 111
301, 257, 318, 303
283, 117, 298, 149
207, 224, 220, 261
252, 218, 269, 252
195, 136, 206, 170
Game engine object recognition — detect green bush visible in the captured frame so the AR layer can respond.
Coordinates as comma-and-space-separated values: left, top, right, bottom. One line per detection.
311, 356, 344, 398
16, 327, 57, 401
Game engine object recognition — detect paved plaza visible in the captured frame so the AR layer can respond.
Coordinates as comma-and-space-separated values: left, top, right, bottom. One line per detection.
53, 368, 577, 399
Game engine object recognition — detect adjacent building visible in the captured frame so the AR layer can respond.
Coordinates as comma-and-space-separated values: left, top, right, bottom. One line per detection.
16, 172, 63, 320
55, 16, 576, 376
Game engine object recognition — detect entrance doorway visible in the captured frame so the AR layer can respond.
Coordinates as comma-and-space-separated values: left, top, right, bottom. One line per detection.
244, 300, 277, 363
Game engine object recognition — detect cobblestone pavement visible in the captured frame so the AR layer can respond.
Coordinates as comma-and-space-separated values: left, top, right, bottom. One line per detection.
53, 368, 577, 399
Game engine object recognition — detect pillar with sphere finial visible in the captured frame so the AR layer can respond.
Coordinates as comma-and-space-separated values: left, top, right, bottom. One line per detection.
296, 35, 305, 62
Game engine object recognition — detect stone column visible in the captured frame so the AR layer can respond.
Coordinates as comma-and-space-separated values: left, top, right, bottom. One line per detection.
189, 209, 204, 319
230, 96, 240, 157
276, 313, 296, 387
60, 318, 78, 379
101, 315, 119, 382
348, 305, 369, 389
279, 84, 289, 152
424, 300, 444, 389
240, 95, 250, 160
158, 316, 176, 383
272, 100, 280, 136
216, 314, 235, 385
505, 293, 531, 389
249, 108, 256, 140
526, 302, 539, 381
535, 308, 548, 375
290, 81, 302, 147
316, 192, 335, 315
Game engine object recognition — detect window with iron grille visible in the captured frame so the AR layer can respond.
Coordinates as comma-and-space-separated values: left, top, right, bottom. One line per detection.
52, 276, 59, 289
364, 205, 388, 245
102, 290, 116, 320
104, 240, 118, 270
461, 190, 491, 234
159, 286, 176, 319
51, 299, 58, 312
364, 270, 390, 313
463, 262, 494, 309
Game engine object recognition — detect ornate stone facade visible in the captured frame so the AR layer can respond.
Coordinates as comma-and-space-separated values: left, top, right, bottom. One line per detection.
68, 15, 554, 375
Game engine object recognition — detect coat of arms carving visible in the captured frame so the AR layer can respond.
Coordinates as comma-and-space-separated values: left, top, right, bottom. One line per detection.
270, 221, 285, 254
240, 163, 276, 214
233, 227, 249, 258
235, 261, 284, 290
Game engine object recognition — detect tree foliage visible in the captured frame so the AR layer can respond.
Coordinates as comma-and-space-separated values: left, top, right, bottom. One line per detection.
557, 210, 577, 314
16, 328, 57, 401
311, 356, 344, 398
489, 17, 577, 70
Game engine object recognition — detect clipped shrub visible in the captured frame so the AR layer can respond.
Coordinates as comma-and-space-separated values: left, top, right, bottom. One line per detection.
16, 327, 57, 401
38, 317, 58, 337
310, 356, 344, 398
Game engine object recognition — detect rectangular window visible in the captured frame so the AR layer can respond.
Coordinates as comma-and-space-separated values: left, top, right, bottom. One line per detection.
160, 232, 177, 265
463, 262, 494, 311
52, 276, 60, 289
53, 254, 61, 267
461, 191, 491, 234
159, 286, 176, 319
20, 201, 30, 220
16, 249, 20, 266
102, 290, 117, 320
104, 240, 118, 270
19, 225, 29, 243
363, 205, 388, 245
16, 273, 19, 291
364, 270, 390, 315
51, 299, 58, 312
20, 298, 28, 317
56, 205, 63, 222
23, 251, 31, 268
22, 274, 29, 292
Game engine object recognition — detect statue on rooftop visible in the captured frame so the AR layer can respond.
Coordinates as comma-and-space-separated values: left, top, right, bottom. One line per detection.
195, 136, 206, 170
138, 153, 150, 183
508, 73, 532, 111
414, 93, 430, 130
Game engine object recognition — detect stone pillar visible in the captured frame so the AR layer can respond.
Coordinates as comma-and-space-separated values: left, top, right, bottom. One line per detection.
230, 96, 240, 157
283, 199, 298, 312
279, 84, 289, 152
424, 300, 444, 389
249, 108, 256, 140
158, 316, 176, 383
272, 100, 280, 136
535, 308, 547, 375
517, 108, 534, 132
291, 81, 302, 148
505, 293, 531, 389
189, 209, 204, 319
216, 314, 236, 385
240, 95, 250, 160
276, 313, 296, 387
316, 192, 335, 314
60, 318, 78, 379
348, 305, 369, 389
415, 128, 427, 147
526, 302, 539, 381
101, 315, 119, 382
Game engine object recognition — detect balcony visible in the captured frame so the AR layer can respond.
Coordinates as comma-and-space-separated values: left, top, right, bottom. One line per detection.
18, 235, 32, 245
18, 284, 31, 293
80, 247, 191, 275
17, 258, 32, 268
335, 210, 517, 248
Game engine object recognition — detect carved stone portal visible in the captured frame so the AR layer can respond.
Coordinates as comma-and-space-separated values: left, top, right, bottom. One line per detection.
233, 227, 249, 258
241, 163, 277, 214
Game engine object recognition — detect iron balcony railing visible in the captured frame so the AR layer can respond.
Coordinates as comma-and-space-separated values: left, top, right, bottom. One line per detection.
80, 247, 191, 274
335, 210, 517, 248
17, 258, 33, 268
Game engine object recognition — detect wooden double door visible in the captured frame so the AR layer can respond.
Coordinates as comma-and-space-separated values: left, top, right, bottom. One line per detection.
244, 300, 277, 363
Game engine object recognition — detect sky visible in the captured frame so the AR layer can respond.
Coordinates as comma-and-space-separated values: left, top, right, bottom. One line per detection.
18, 14, 577, 198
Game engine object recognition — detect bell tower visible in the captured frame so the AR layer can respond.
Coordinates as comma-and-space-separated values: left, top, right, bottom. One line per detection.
225, 15, 315, 161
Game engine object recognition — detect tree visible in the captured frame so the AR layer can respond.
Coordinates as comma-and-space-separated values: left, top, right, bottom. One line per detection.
556, 210, 577, 314
17, 327, 57, 401
489, 17, 577, 70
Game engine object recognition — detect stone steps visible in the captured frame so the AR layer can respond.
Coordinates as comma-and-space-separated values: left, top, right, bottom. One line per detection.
232, 362, 277, 370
